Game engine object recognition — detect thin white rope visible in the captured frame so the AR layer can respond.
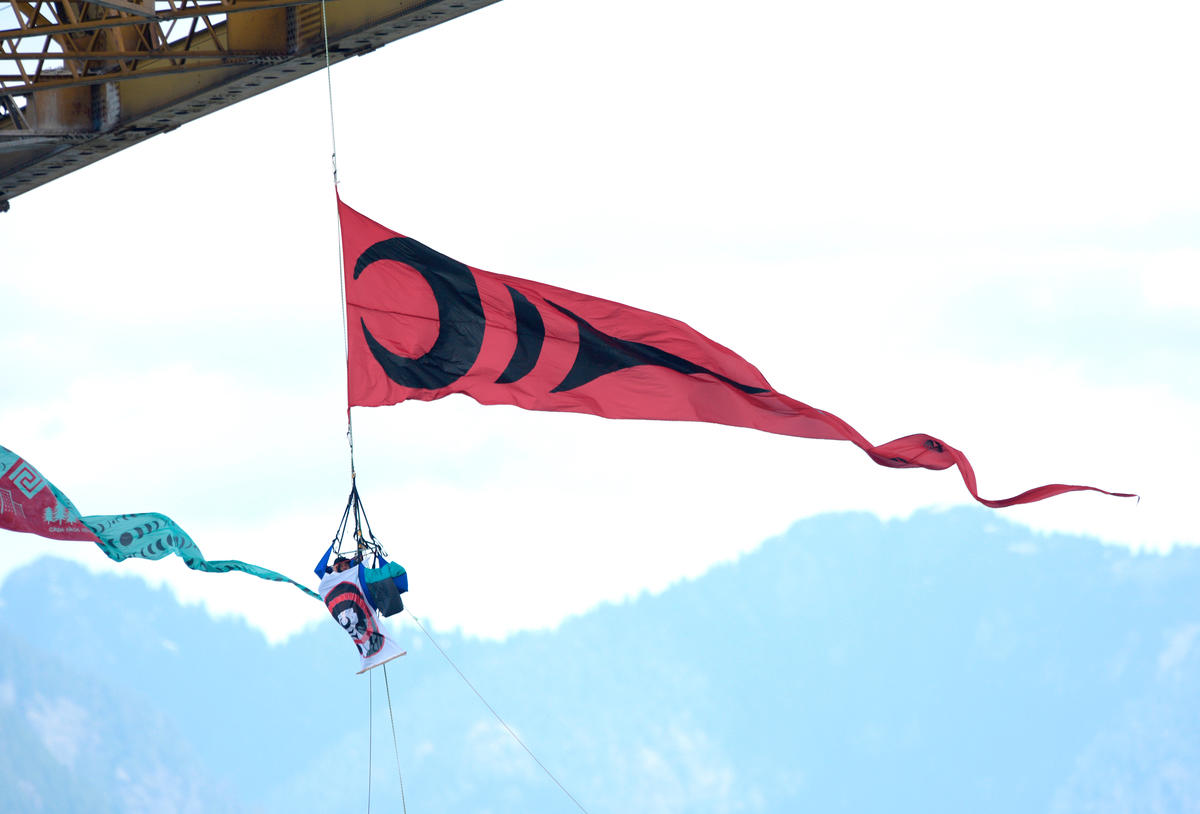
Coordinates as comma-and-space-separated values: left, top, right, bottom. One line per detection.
319, 0, 355, 479
367, 669, 374, 814
405, 608, 591, 814
382, 663, 409, 814
320, 0, 338, 184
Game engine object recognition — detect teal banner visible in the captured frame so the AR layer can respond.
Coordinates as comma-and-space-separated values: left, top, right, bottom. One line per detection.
2, 444, 317, 600
86, 513, 318, 599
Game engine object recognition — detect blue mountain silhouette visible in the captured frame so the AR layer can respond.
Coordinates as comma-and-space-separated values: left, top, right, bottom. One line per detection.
1, 507, 1197, 813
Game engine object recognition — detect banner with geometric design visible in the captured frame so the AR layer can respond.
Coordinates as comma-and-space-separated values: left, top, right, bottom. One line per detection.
0, 444, 317, 599
339, 197, 1135, 509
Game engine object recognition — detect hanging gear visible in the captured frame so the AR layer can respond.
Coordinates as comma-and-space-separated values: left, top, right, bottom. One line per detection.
315, 482, 409, 674
316, 482, 409, 618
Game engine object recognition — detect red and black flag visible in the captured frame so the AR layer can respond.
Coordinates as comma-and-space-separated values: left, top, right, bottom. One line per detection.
339, 196, 1132, 509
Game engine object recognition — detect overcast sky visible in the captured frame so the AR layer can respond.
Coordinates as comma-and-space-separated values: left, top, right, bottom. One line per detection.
2, 0, 1197, 641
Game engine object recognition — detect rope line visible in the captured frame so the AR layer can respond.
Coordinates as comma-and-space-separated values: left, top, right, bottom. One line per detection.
405, 608, 591, 814
383, 663, 409, 814
318, 5, 577, 813
319, 0, 355, 479
368, 669, 374, 814
320, 0, 339, 184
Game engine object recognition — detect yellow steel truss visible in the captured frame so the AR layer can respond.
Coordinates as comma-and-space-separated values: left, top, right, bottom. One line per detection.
0, 0, 500, 210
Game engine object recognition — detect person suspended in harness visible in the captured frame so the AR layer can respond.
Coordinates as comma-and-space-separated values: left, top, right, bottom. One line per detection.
316, 486, 409, 673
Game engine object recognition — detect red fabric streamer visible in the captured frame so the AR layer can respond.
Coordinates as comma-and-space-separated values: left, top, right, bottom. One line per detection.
0, 450, 95, 541
340, 196, 1134, 508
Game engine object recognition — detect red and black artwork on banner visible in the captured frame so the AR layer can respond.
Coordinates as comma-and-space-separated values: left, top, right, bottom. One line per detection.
324, 579, 384, 659
338, 196, 1134, 510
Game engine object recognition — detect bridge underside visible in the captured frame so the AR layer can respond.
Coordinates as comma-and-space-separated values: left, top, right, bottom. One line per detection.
0, 0, 500, 211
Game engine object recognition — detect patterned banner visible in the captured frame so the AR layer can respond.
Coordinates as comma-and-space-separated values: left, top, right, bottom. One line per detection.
0, 447, 95, 540
1, 445, 317, 599
340, 196, 1136, 509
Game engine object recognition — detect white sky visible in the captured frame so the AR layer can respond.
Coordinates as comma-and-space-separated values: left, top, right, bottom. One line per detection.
2, 0, 1197, 642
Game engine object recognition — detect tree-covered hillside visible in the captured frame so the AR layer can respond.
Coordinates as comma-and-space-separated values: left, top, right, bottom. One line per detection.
1, 508, 1196, 813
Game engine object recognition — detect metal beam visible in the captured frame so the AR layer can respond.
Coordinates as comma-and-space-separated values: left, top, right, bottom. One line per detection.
0, 50, 285, 60
0, 0, 330, 40
85, 0, 160, 20
1, 57, 291, 94
0, 0, 503, 209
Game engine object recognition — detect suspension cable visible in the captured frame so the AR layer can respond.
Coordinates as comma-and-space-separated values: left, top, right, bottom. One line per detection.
320, 0, 339, 185
383, 663, 409, 814
317, 5, 580, 812
405, 608, 591, 814
319, 0, 356, 480
368, 669, 374, 814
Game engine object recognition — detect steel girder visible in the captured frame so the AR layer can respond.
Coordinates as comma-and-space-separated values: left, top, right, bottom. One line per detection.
0, 0, 500, 211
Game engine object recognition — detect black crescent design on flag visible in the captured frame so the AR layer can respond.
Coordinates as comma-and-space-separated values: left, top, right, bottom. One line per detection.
354, 237, 486, 390
338, 200, 1138, 510
496, 285, 545, 384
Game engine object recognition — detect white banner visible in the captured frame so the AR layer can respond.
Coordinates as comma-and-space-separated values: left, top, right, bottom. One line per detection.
320, 567, 406, 674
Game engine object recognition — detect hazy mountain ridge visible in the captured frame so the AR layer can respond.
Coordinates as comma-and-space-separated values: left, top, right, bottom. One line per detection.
0, 624, 244, 813
1, 508, 1197, 813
